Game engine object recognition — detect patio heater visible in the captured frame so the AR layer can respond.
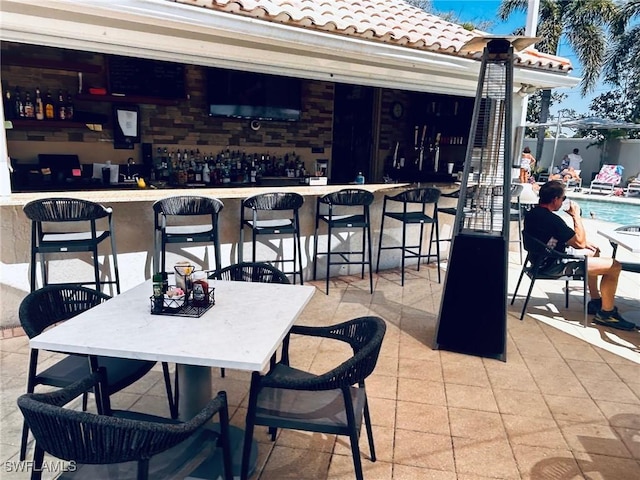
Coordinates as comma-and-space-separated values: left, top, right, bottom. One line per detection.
434, 36, 536, 361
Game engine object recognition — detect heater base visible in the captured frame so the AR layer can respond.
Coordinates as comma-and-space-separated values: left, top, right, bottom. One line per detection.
434, 234, 507, 361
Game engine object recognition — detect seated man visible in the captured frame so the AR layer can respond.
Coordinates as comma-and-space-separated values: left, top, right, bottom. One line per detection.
524, 181, 637, 331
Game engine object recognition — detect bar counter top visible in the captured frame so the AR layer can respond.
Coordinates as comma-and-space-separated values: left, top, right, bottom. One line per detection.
0, 183, 419, 207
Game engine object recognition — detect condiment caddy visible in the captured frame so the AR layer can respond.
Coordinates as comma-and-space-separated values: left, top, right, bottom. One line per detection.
150, 267, 215, 318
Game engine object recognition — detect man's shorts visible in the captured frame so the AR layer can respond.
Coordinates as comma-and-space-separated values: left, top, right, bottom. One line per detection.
540, 259, 584, 277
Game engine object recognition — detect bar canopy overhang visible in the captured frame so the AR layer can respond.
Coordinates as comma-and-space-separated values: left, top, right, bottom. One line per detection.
0, 0, 580, 97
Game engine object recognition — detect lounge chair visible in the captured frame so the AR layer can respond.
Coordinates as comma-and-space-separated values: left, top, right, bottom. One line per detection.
564, 169, 582, 190
588, 164, 623, 195
626, 179, 640, 197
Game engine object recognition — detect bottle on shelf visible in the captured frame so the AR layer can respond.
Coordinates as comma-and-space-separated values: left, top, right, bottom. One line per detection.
3, 88, 13, 120
65, 94, 74, 121
13, 87, 24, 118
34, 87, 44, 120
202, 161, 211, 184
57, 90, 66, 120
23, 91, 35, 118
44, 90, 55, 120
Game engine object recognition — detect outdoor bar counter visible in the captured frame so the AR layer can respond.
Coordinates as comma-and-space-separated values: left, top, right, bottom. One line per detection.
0, 182, 466, 329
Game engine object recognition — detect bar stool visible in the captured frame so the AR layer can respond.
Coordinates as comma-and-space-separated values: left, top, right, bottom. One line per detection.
23, 198, 121, 294
376, 187, 442, 285
509, 184, 524, 263
239, 192, 304, 284
437, 185, 473, 241
313, 188, 374, 294
482, 184, 525, 262
153, 196, 224, 274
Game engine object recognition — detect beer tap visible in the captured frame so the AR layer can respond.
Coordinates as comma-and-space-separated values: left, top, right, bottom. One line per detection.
126, 157, 135, 181
392, 141, 400, 169
433, 133, 441, 172
418, 125, 427, 171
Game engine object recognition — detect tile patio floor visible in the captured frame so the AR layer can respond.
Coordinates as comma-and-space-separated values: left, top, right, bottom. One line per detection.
1, 219, 639, 479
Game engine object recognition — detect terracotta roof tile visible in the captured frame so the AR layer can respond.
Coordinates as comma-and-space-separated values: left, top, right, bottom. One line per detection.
175, 0, 572, 73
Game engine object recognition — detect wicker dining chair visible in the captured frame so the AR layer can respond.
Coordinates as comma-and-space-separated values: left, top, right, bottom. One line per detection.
23, 197, 121, 293
209, 261, 291, 284
18, 285, 178, 461
240, 316, 387, 480
208, 262, 290, 378
17, 369, 233, 480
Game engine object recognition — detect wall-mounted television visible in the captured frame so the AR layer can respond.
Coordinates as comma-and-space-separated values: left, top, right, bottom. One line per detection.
207, 67, 302, 121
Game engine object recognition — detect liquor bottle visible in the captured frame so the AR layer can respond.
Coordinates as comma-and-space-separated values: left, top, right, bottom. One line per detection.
44, 90, 55, 120
65, 94, 74, 121
14, 87, 24, 118
23, 92, 35, 118
3, 88, 13, 120
187, 163, 195, 183
202, 161, 211, 184
57, 90, 66, 120
34, 87, 44, 120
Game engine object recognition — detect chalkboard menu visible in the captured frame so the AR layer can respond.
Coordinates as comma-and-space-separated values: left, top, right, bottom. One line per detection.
107, 55, 186, 99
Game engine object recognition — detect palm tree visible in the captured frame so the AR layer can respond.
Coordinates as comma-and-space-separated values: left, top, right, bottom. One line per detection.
498, 0, 619, 161
604, 0, 640, 122
405, 0, 433, 11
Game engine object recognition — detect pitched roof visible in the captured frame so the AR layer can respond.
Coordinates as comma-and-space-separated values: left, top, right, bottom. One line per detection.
175, 0, 572, 73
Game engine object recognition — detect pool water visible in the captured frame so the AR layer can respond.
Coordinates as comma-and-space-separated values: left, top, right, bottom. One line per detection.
568, 198, 640, 225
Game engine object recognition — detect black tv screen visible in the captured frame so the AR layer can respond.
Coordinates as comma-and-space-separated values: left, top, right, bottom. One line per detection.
207, 68, 302, 121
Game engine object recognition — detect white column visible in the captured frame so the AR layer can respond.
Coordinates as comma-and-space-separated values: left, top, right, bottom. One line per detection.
525, 0, 540, 37
0, 76, 11, 197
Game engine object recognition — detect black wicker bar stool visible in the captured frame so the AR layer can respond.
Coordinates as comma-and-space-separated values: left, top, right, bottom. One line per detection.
23, 198, 121, 294
313, 188, 374, 294
153, 195, 224, 274
508, 184, 524, 263
238, 192, 304, 284
375, 186, 442, 285
437, 185, 473, 243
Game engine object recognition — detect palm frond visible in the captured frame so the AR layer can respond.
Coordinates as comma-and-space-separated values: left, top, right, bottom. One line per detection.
497, 0, 528, 20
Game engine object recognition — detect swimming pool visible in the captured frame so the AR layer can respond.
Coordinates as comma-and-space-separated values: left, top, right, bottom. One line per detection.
567, 197, 640, 224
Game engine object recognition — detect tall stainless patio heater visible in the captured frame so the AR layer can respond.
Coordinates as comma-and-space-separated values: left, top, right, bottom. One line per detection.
434, 36, 536, 361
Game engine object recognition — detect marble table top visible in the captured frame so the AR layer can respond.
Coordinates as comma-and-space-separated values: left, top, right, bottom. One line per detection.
30, 279, 316, 372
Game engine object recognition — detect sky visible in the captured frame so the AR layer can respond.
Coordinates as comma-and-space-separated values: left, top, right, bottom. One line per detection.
431, 0, 599, 119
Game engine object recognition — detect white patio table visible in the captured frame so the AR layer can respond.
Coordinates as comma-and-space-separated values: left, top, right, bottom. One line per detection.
598, 229, 640, 327
30, 278, 316, 479
597, 229, 640, 253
